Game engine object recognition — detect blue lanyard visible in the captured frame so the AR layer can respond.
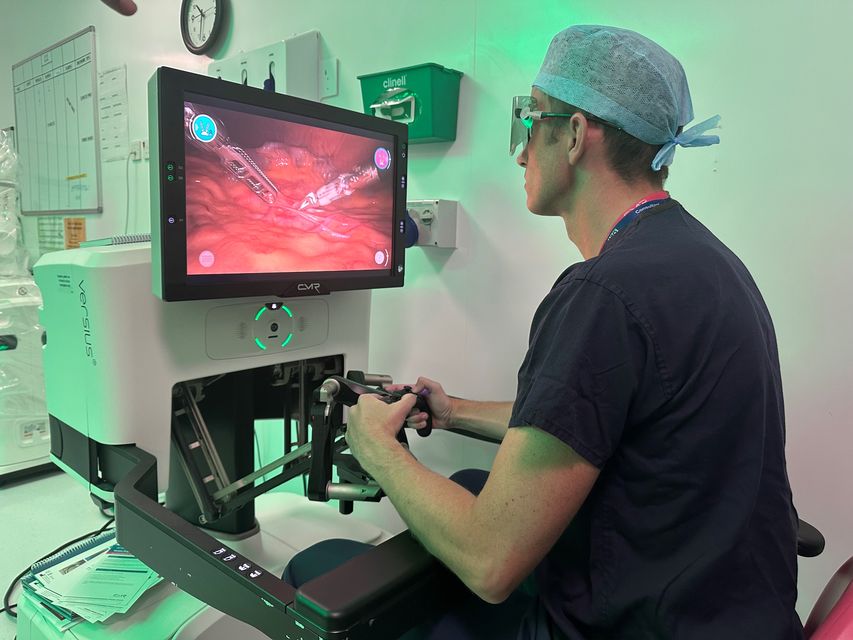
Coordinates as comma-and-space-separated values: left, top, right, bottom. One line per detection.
602, 196, 670, 250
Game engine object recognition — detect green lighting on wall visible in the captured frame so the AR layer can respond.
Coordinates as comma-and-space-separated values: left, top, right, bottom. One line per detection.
281, 334, 293, 348
254, 337, 267, 350
255, 307, 266, 321
283, 306, 293, 318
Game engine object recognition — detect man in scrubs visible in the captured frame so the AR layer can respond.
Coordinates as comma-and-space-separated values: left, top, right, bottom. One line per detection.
336, 25, 802, 639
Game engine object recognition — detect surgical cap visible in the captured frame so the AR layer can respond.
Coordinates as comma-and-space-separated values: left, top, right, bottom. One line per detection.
533, 25, 720, 170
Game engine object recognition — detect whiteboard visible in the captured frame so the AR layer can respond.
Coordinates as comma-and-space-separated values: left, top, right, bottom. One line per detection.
12, 26, 103, 215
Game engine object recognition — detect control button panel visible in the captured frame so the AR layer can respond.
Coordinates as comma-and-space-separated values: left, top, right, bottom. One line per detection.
209, 546, 265, 580
165, 160, 184, 184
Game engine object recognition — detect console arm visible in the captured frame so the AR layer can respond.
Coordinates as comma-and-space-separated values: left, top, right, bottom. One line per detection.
112, 442, 462, 639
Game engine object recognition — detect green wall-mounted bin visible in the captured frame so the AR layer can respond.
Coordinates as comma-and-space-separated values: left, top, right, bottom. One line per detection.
358, 63, 462, 144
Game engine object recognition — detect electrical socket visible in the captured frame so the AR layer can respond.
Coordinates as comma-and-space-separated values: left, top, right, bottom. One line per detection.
129, 139, 143, 161
407, 199, 458, 248
141, 139, 149, 160
320, 57, 339, 98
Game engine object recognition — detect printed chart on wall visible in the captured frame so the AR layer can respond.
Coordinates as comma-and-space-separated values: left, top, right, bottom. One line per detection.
12, 26, 103, 215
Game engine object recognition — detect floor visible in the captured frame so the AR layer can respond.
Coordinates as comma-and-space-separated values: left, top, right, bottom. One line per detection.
0, 468, 109, 640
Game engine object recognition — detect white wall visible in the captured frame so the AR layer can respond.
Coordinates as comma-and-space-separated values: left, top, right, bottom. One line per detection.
1, 0, 851, 620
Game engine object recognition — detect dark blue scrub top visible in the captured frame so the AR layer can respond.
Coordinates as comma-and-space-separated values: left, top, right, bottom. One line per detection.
509, 200, 802, 639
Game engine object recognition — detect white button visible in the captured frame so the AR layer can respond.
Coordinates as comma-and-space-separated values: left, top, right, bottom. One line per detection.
199, 250, 215, 268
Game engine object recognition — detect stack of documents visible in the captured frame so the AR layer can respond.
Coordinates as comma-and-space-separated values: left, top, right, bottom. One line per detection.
22, 529, 162, 631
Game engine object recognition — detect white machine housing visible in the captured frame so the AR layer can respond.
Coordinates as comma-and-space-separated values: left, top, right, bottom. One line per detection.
35, 243, 371, 495
0, 277, 50, 479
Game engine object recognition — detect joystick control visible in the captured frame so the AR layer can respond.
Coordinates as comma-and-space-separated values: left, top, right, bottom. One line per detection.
318, 375, 433, 437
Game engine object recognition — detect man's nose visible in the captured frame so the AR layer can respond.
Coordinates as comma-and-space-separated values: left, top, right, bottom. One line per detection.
516, 147, 527, 168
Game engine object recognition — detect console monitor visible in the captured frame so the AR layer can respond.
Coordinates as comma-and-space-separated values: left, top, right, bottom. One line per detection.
149, 67, 408, 301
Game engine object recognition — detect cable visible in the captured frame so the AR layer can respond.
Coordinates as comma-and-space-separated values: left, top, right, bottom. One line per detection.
123, 152, 132, 234
2, 516, 115, 620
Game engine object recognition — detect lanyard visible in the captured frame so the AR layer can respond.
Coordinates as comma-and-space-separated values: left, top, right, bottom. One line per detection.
600, 191, 670, 253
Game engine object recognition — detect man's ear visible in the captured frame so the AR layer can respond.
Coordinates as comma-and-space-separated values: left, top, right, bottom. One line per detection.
566, 113, 588, 166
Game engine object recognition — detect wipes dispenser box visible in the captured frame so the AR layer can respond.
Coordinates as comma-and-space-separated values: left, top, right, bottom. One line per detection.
358, 63, 462, 143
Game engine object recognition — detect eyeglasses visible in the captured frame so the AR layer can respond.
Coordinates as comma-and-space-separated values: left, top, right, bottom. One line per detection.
509, 95, 618, 155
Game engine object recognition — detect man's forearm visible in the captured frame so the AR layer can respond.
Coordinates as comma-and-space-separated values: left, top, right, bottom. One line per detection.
366, 443, 496, 600
449, 398, 513, 441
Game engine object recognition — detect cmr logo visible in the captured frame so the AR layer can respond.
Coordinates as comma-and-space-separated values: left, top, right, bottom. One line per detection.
382, 74, 407, 89
297, 283, 321, 292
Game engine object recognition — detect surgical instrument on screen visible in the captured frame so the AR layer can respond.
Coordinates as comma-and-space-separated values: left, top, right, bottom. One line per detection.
298, 164, 380, 211
184, 103, 279, 205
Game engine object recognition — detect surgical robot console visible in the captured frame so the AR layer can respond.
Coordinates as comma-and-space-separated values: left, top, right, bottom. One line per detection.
28, 68, 461, 640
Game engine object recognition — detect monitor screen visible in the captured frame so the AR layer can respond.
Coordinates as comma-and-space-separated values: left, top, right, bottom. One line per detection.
149, 67, 408, 301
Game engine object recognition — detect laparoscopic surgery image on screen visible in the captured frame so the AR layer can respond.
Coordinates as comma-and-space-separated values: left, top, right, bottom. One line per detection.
183, 98, 395, 276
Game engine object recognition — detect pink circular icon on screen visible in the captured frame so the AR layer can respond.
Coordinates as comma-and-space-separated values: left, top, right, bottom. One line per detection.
374, 147, 391, 170
199, 250, 215, 268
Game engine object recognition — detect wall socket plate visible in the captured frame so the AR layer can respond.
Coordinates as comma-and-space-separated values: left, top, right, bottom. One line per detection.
407, 199, 458, 248
130, 139, 148, 161
321, 57, 339, 98
129, 139, 142, 160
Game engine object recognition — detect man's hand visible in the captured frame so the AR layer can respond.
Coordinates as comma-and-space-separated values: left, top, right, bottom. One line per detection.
386, 377, 513, 441
99, 0, 138, 15
385, 377, 454, 431
346, 393, 419, 474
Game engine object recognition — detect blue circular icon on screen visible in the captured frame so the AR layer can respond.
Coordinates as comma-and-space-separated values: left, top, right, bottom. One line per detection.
192, 114, 217, 143
374, 147, 391, 170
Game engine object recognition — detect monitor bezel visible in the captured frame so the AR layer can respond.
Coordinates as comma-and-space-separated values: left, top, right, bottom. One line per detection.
149, 67, 408, 302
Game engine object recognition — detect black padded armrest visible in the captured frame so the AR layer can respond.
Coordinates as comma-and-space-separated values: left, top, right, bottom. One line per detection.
293, 531, 464, 638
797, 518, 825, 558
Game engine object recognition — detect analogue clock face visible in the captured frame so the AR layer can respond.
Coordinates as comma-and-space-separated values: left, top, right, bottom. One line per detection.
181, 0, 222, 53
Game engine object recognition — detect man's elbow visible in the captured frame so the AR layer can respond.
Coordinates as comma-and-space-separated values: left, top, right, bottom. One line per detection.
467, 560, 520, 605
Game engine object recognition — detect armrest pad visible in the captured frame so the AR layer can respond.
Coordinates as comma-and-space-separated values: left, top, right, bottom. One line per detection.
292, 531, 463, 637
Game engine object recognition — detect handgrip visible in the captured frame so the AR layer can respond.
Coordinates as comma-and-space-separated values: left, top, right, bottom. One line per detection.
405, 388, 432, 437
378, 386, 432, 437
324, 376, 433, 437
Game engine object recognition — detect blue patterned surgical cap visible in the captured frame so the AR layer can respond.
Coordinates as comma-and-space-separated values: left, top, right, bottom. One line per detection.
533, 25, 720, 170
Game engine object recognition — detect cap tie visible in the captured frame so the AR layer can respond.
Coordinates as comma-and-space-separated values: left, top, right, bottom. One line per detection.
651, 115, 722, 171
